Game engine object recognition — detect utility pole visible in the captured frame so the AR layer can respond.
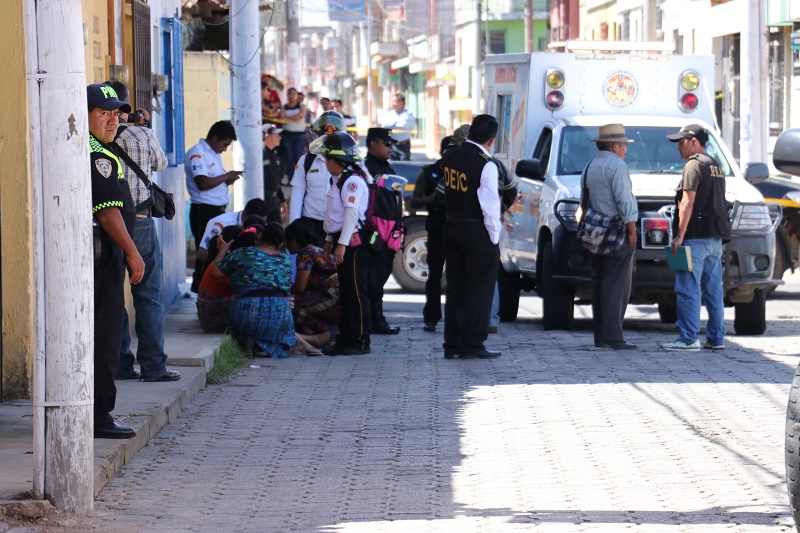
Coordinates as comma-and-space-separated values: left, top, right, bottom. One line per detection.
366, 1, 374, 125
473, 0, 483, 115
642, 0, 656, 41
24, 0, 94, 513
740, 0, 768, 165
286, 0, 300, 89
524, 0, 533, 53
230, 0, 264, 207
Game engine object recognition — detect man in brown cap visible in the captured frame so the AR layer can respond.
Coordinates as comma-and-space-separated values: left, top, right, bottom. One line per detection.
661, 124, 729, 352
584, 123, 638, 350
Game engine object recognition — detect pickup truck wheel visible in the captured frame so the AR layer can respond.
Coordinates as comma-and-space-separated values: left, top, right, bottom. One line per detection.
392, 222, 431, 293
497, 265, 521, 322
733, 289, 767, 335
658, 303, 678, 324
541, 241, 575, 330
786, 360, 800, 529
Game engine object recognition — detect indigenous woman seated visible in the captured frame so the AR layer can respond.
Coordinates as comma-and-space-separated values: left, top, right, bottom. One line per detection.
284, 220, 341, 347
196, 224, 240, 333
212, 222, 296, 358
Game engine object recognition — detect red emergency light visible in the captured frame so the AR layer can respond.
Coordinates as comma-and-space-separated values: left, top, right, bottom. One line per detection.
545, 68, 565, 110
678, 70, 700, 113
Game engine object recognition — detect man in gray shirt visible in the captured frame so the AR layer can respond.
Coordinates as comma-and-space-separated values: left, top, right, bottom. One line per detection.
583, 123, 638, 350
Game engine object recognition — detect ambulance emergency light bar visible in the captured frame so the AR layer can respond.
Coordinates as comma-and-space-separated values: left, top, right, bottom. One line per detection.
560, 41, 676, 54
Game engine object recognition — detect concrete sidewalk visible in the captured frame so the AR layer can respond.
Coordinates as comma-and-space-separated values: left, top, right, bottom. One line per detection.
0, 288, 214, 505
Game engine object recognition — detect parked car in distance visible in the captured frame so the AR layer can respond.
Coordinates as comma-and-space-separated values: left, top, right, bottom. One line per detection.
753, 176, 800, 289
381, 159, 436, 293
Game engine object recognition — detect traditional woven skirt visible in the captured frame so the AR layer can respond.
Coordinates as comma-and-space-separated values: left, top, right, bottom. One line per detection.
292, 291, 341, 335
227, 296, 295, 358
196, 288, 232, 333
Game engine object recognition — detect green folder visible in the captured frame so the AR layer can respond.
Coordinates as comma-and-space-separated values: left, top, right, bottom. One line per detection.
664, 246, 692, 272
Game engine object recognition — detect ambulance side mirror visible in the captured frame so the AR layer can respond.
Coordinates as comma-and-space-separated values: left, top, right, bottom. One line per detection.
743, 163, 769, 185
773, 128, 800, 177
515, 158, 543, 181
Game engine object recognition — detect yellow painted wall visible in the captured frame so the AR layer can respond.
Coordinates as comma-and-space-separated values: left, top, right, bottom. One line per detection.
82, 0, 110, 83
0, 0, 34, 399
184, 52, 234, 173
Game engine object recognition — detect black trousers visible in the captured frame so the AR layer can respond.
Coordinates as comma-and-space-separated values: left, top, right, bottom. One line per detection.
336, 245, 373, 350
368, 248, 395, 319
443, 221, 499, 351
190, 203, 227, 290
94, 240, 126, 428
423, 229, 445, 323
590, 241, 635, 344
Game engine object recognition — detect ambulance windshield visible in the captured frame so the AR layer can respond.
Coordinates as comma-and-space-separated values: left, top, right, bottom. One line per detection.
557, 126, 734, 177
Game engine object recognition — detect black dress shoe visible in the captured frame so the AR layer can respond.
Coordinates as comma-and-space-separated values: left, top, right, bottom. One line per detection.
443, 349, 459, 359
488, 326, 498, 334
115, 369, 141, 380
423, 321, 437, 332
462, 348, 502, 359
372, 322, 400, 335
595, 341, 637, 350
94, 421, 136, 439
141, 369, 181, 382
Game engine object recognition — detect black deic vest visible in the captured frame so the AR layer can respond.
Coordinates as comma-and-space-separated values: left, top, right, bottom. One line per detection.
674, 153, 731, 243
441, 141, 491, 221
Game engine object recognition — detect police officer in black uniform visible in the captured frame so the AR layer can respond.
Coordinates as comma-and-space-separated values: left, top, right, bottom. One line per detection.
87, 83, 145, 438
364, 127, 401, 335
440, 115, 502, 359
411, 135, 452, 332
262, 124, 285, 223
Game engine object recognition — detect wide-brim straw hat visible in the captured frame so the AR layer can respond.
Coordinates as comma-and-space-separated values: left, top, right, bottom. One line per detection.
590, 123, 634, 143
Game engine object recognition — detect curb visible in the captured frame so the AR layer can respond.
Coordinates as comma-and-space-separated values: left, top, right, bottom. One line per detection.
92, 367, 206, 497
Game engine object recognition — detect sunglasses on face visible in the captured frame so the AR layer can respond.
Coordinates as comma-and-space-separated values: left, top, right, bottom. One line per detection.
382, 141, 393, 147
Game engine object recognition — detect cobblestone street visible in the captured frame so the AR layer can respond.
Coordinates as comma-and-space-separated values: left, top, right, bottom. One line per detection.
64, 279, 800, 532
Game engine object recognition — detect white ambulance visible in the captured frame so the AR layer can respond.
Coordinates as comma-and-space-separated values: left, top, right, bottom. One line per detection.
484, 49, 780, 334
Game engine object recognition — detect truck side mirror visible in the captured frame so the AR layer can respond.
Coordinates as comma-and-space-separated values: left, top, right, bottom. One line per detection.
743, 162, 769, 185
515, 158, 543, 181
773, 128, 800, 176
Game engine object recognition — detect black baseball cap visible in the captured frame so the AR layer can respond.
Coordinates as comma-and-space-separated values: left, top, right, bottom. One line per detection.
667, 124, 708, 145
366, 127, 396, 145
87, 84, 131, 113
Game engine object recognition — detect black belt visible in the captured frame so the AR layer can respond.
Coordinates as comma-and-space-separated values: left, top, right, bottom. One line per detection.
239, 288, 288, 298
446, 216, 482, 223
282, 130, 306, 135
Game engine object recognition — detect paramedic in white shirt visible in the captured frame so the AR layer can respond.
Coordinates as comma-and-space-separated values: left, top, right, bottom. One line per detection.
185, 120, 242, 292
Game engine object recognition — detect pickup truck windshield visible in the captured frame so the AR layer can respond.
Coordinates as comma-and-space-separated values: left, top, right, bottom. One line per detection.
557, 126, 734, 177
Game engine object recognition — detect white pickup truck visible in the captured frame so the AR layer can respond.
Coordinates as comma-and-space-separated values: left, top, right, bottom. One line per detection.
484, 49, 780, 334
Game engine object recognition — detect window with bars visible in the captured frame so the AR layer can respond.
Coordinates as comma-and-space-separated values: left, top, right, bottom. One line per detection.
130, 0, 152, 113
489, 31, 506, 54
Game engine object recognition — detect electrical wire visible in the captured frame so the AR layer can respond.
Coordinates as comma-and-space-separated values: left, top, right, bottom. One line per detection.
177, 9, 273, 69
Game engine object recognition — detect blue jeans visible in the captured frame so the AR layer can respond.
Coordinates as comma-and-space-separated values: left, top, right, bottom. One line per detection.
282, 132, 307, 178
118, 218, 168, 379
490, 281, 499, 327
674, 238, 725, 346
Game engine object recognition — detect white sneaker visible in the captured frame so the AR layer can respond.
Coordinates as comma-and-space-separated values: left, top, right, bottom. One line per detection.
661, 340, 701, 351
703, 340, 725, 350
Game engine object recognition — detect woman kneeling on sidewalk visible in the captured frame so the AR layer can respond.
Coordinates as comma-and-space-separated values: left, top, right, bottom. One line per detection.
211, 223, 291, 357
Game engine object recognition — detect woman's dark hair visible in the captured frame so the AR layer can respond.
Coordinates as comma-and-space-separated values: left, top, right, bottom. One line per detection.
203, 225, 241, 273
285, 219, 322, 248
232, 221, 264, 250
242, 215, 266, 229
260, 222, 285, 248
